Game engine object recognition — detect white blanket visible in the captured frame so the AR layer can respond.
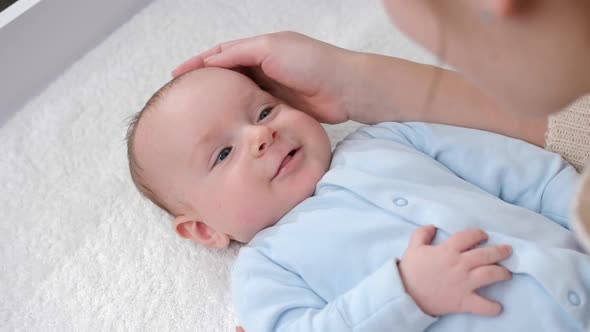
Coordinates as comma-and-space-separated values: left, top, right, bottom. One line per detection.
0, 0, 435, 330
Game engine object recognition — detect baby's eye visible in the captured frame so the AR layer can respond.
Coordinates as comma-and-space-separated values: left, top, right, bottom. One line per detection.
215, 147, 232, 165
258, 106, 274, 122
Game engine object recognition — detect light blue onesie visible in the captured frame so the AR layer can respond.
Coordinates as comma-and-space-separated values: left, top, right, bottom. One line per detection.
232, 122, 589, 331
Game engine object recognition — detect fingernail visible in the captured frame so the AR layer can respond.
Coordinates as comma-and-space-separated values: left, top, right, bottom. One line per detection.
204, 54, 217, 63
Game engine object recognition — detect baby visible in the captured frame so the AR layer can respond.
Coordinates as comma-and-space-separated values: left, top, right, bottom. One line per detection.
127, 68, 589, 331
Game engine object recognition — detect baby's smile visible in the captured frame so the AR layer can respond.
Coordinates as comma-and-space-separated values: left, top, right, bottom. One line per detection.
133, 68, 332, 244
273, 147, 301, 181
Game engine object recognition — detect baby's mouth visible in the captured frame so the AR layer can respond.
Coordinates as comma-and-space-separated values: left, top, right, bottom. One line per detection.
280, 149, 297, 168
274, 148, 299, 179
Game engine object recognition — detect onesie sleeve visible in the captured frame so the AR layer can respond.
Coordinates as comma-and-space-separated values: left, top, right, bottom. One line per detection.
357, 122, 580, 229
232, 247, 437, 332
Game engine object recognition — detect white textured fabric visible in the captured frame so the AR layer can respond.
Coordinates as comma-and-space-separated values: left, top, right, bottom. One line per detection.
0, 1, 437, 331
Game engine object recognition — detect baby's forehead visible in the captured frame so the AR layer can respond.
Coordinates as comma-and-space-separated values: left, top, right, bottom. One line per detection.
175, 67, 258, 95
146, 68, 265, 131
163, 69, 268, 116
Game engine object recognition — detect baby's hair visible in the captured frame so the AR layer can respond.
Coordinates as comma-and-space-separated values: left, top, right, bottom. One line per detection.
125, 72, 191, 216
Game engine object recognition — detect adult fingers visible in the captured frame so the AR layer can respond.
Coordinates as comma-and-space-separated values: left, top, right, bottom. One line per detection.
444, 228, 488, 252
407, 224, 437, 248
171, 37, 252, 77
462, 245, 512, 269
171, 55, 206, 77
200, 37, 271, 70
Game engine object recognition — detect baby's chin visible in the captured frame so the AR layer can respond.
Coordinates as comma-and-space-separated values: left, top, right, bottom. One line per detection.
237, 197, 312, 244
236, 217, 286, 244
237, 161, 326, 243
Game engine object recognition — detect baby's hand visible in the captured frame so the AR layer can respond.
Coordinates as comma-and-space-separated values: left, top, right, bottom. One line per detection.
398, 225, 512, 317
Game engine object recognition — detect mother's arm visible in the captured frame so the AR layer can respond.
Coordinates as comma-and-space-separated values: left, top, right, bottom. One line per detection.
174, 32, 547, 146
348, 52, 548, 147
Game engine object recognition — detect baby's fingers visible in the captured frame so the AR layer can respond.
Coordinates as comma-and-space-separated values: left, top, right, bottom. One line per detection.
463, 245, 512, 269
407, 224, 437, 248
445, 228, 488, 252
461, 293, 503, 316
469, 265, 512, 290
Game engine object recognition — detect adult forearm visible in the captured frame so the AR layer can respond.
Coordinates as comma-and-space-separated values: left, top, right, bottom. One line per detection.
346, 52, 547, 146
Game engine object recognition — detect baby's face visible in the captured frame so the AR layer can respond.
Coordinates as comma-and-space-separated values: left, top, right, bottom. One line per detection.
135, 68, 331, 243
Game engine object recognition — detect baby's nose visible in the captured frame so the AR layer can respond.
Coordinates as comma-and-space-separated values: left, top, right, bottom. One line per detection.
248, 125, 277, 158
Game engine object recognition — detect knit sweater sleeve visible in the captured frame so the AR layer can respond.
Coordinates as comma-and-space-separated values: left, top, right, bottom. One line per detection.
545, 95, 590, 172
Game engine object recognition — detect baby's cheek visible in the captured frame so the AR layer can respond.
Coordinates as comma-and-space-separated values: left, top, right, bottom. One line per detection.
200, 186, 236, 217
215, 180, 258, 217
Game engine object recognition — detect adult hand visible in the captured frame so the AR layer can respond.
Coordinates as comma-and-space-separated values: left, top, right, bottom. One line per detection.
173, 31, 359, 124
399, 225, 513, 317
235, 327, 245, 332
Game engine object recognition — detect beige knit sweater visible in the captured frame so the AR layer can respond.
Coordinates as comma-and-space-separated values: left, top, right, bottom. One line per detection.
546, 95, 590, 251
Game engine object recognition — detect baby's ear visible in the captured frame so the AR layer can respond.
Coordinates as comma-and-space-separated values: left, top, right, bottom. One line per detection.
173, 216, 231, 248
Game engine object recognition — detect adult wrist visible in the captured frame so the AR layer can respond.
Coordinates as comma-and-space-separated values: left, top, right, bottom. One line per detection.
340, 51, 379, 123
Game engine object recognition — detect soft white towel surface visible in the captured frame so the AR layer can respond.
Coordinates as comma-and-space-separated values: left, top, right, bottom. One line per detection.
0, 1, 435, 330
